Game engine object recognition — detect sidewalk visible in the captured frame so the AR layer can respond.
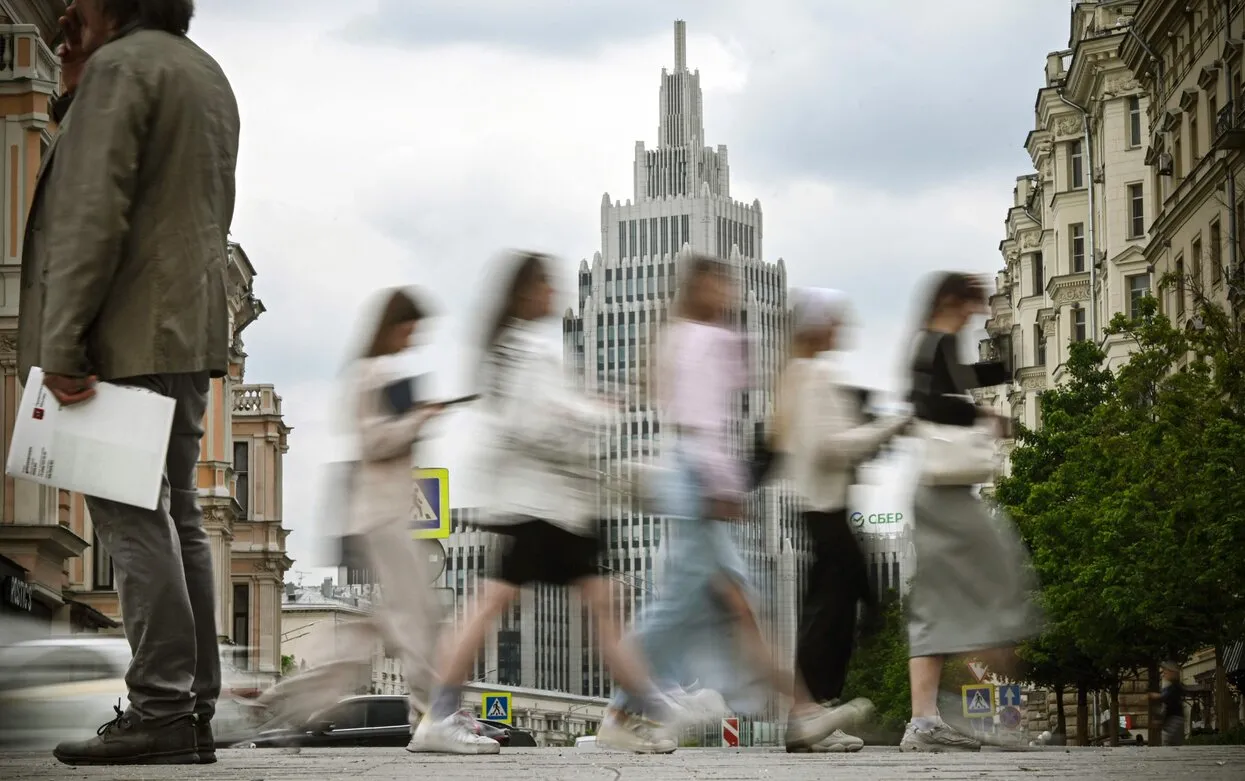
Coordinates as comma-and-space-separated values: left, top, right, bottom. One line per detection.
3, 746, 1244, 780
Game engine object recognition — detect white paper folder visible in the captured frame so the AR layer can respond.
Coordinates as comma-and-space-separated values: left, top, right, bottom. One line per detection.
5, 367, 176, 510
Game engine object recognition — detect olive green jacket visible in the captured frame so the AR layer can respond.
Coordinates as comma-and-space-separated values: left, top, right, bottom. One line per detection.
18, 27, 239, 383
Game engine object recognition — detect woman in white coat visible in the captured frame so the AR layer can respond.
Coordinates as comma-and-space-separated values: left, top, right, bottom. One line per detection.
411, 252, 679, 755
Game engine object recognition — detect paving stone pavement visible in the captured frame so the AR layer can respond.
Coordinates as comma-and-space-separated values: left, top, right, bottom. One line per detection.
2, 746, 1244, 780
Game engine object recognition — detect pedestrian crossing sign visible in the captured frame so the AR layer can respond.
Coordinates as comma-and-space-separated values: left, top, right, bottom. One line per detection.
410, 468, 450, 540
962, 684, 994, 718
482, 692, 511, 725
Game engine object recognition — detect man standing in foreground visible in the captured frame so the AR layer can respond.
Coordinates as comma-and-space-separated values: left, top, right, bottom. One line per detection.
18, 0, 239, 766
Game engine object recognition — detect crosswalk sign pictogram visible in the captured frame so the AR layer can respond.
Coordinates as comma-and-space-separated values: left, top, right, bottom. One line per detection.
410, 468, 450, 539
962, 684, 994, 718
482, 692, 511, 725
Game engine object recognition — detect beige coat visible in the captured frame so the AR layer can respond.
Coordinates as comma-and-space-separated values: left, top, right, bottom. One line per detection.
781, 358, 911, 512
346, 358, 434, 537
18, 28, 239, 383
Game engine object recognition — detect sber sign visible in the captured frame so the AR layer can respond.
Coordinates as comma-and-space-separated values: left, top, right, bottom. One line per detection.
850, 511, 904, 529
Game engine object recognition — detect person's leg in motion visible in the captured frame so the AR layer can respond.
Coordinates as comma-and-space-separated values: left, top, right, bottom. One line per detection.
899, 655, 978, 752
715, 575, 873, 749
54, 375, 200, 766
363, 528, 439, 734
164, 373, 221, 764
582, 576, 683, 754
409, 579, 516, 754
788, 519, 868, 752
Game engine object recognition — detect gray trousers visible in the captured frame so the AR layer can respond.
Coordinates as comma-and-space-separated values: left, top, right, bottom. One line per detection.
257, 522, 439, 728
86, 372, 219, 723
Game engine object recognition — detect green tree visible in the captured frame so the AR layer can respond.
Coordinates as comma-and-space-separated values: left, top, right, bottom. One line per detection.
1000, 291, 1245, 745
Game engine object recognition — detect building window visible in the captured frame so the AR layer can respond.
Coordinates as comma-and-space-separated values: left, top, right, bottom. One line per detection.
660, 218, 669, 255
1127, 274, 1150, 320
1128, 95, 1143, 147
1175, 257, 1186, 315
1209, 91, 1219, 142
638, 220, 648, 258
649, 217, 658, 256
1070, 223, 1086, 273
232, 583, 250, 670
1035, 324, 1047, 366
1069, 140, 1084, 189
1189, 104, 1200, 163
1128, 183, 1145, 238
233, 441, 249, 519
1032, 252, 1044, 297
681, 215, 690, 248
1072, 306, 1087, 343
628, 220, 637, 259
92, 531, 114, 590
617, 221, 625, 260
1173, 130, 1183, 178
1192, 237, 1203, 286
1211, 220, 1223, 285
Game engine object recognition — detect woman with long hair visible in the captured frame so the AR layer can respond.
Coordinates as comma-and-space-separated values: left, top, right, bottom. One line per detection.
253, 288, 445, 745
900, 272, 1039, 752
600, 257, 867, 753
411, 252, 681, 754
773, 287, 910, 752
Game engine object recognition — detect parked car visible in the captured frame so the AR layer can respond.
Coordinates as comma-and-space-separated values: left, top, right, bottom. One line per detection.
477, 718, 538, 747
0, 637, 263, 750
229, 695, 532, 749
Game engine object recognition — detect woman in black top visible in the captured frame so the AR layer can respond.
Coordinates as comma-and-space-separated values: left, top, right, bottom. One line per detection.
899, 273, 1040, 753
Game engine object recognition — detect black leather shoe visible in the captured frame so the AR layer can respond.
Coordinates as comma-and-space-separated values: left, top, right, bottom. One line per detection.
196, 717, 216, 764
53, 705, 198, 766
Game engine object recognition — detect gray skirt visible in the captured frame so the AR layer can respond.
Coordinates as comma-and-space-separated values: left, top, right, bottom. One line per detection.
907, 485, 1041, 658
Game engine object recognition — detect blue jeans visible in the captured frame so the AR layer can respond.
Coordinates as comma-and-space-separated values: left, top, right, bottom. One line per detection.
612, 445, 767, 715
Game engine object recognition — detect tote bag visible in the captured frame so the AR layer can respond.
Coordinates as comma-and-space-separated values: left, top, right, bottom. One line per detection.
915, 405, 999, 486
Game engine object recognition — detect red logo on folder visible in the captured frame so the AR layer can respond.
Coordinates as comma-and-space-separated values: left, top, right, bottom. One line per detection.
32, 408, 44, 420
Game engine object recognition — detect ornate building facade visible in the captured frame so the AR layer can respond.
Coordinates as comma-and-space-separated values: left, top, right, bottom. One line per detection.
982, 1, 1153, 441
0, 1, 292, 673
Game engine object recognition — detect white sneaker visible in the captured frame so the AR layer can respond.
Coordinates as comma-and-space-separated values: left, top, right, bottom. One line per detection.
407, 711, 500, 754
786, 697, 874, 749
788, 729, 865, 753
899, 718, 981, 753
596, 713, 677, 754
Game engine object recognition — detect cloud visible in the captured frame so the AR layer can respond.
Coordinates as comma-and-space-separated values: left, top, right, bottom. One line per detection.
342, 0, 686, 55
184, 3, 1067, 574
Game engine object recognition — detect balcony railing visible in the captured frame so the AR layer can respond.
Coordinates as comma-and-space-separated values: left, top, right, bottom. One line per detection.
232, 384, 282, 416
0, 25, 62, 87
1215, 100, 1245, 150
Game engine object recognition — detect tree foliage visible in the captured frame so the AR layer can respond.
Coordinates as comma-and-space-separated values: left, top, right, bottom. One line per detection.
995, 288, 1245, 731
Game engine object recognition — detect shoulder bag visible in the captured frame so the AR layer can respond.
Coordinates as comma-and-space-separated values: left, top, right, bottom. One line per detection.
915, 398, 1000, 486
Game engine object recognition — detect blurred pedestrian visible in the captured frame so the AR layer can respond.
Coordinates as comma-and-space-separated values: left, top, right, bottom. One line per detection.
17, 0, 239, 766
601, 257, 867, 753
1151, 661, 1186, 746
774, 287, 909, 753
900, 272, 1039, 753
254, 289, 445, 745
413, 252, 675, 754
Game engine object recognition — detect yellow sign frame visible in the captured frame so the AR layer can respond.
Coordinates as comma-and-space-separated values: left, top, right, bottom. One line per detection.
961, 683, 994, 719
482, 691, 512, 725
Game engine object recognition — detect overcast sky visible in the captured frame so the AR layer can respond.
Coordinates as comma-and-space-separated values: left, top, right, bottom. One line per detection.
188, 1, 1071, 580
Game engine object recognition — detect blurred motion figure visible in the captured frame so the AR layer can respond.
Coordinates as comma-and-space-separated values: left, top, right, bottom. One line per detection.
254, 289, 443, 742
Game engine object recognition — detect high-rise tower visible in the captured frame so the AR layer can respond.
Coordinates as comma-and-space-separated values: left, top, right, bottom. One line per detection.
563, 21, 806, 725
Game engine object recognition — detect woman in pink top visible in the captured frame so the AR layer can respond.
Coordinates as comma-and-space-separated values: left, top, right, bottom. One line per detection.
599, 255, 857, 752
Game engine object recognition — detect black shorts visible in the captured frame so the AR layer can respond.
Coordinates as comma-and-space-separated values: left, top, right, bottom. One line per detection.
492, 519, 602, 586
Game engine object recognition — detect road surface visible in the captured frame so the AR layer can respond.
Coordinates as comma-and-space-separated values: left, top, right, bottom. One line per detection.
2, 746, 1243, 780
